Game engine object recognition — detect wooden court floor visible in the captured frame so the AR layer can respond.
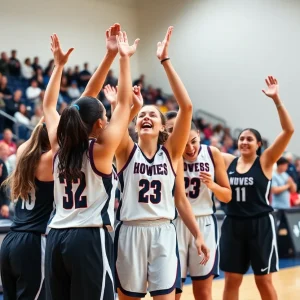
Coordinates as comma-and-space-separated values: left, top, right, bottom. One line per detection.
145, 266, 300, 300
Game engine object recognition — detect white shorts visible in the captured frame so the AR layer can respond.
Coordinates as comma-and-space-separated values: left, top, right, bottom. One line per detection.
174, 214, 219, 280
115, 219, 181, 297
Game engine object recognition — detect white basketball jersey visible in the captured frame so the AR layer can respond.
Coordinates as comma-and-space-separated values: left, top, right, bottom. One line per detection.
117, 144, 176, 221
49, 139, 117, 230
184, 145, 215, 216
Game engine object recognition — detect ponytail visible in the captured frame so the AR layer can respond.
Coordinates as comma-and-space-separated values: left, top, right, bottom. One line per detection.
57, 97, 104, 181
57, 106, 89, 181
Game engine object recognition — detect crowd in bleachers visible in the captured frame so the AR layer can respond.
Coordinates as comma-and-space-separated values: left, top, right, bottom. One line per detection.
0, 48, 299, 219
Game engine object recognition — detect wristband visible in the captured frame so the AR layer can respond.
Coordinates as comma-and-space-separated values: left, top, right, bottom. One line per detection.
161, 58, 170, 64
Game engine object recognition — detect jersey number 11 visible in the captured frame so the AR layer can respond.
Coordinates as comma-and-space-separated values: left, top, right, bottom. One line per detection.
235, 187, 246, 202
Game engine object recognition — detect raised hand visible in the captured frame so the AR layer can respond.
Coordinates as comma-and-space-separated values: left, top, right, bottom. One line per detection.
262, 76, 279, 99
106, 23, 121, 54
157, 26, 173, 61
132, 85, 144, 107
116, 31, 140, 58
50, 34, 74, 67
103, 84, 117, 106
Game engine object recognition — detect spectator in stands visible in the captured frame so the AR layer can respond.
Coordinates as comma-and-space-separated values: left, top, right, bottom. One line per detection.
104, 69, 118, 87
0, 157, 9, 219
0, 143, 11, 173
209, 135, 221, 149
60, 75, 70, 103
213, 124, 224, 141
6, 139, 25, 175
271, 157, 297, 209
21, 58, 34, 80
14, 104, 30, 126
284, 152, 298, 184
30, 105, 43, 127
203, 123, 213, 141
79, 62, 91, 89
44, 59, 54, 76
221, 135, 235, 154
26, 79, 42, 108
67, 80, 81, 101
155, 88, 166, 103
0, 52, 9, 75
32, 56, 42, 72
8, 50, 21, 77
0, 76, 13, 100
33, 67, 45, 89
4, 89, 23, 130
295, 158, 300, 193
133, 74, 145, 87
0, 128, 17, 155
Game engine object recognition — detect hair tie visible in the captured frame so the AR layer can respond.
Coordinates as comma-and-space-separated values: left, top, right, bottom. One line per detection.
72, 104, 80, 111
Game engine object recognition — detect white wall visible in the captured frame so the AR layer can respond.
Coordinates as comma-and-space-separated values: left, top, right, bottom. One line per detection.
0, 0, 140, 77
137, 0, 300, 153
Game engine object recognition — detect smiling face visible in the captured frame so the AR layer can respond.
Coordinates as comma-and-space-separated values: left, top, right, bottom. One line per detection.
183, 129, 201, 162
238, 129, 261, 157
136, 105, 165, 140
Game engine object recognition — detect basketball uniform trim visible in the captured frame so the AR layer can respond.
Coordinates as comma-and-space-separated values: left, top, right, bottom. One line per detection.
34, 235, 46, 300
114, 222, 147, 297
268, 214, 279, 273
207, 146, 215, 167
117, 144, 137, 176
89, 139, 112, 178
161, 146, 176, 176
191, 214, 219, 280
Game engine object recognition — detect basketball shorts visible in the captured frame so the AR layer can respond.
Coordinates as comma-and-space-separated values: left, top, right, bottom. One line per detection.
115, 219, 181, 297
220, 214, 279, 275
45, 227, 114, 300
0, 230, 46, 300
174, 214, 219, 281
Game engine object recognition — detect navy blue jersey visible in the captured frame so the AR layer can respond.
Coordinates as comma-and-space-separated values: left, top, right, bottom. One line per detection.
225, 157, 273, 218
11, 178, 54, 234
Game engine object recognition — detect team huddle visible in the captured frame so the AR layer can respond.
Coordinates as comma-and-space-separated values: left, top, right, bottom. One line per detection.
0, 24, 294, 300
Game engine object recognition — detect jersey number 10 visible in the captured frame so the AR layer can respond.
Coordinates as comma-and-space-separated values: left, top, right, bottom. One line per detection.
235, 187, 246, 202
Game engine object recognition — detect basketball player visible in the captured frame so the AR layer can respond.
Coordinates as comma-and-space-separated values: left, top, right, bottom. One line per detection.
220, 76, 294, 300
43, 27, 139, 300
114, 26, 209, 300
0, 118, 54, 300
165, 113, 231, 300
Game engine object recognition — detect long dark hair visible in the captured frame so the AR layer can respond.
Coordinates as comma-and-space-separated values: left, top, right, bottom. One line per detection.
3, 124, 50, 200
57, 97, 104, 181
238, 128, 262, 155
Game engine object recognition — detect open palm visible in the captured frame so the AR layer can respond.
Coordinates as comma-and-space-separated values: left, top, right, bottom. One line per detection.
103, 85, 117, 104
262, 76, 279, 99
51, 34, 74, 67
106, 23, 121, 54
157, 26, 173, 60
117, 31, 140, 58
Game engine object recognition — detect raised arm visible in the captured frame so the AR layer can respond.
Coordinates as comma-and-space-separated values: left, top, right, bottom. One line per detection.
43, 34, 74, 152
160, 27, 193, 162
104, 84, 143, 170
175, 157, 210, 265
82, 24, 120, 98
260, 76, 294, 174
99, 31, 139, 157
200, 147, 232, 203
